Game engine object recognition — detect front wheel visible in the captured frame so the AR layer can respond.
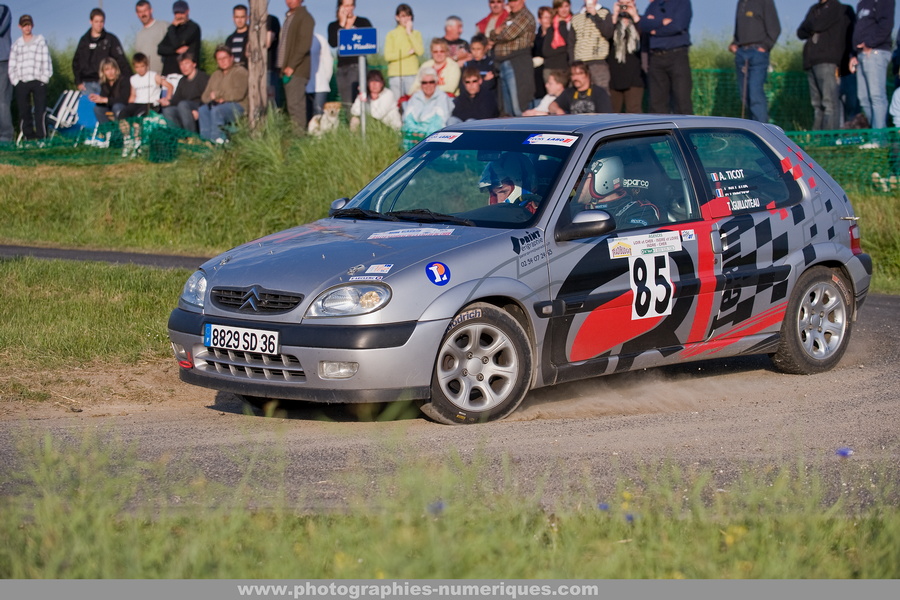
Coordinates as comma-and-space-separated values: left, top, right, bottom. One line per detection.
772, 266, 853, 375
420, 303, 532, 424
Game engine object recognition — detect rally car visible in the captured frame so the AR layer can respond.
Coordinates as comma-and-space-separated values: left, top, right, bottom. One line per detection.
168, 115, 872, 424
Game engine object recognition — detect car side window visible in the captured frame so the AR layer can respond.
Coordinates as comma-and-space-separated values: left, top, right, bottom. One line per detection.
567, 134, 699, 230
686, 129, 802, 213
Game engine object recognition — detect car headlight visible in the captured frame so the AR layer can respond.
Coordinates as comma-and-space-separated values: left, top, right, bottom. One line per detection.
306, 283, 391, 317
180, 270, 207, 309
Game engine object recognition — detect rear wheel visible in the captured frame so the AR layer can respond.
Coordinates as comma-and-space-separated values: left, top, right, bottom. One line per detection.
420, 303, 532, 424
772, 267, 853, 375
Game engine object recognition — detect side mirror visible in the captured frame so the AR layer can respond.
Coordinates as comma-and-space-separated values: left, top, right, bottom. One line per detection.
555, 209, 616, 242
328, 197, 350, 216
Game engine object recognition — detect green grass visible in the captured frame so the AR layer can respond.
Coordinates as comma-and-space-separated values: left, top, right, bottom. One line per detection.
0, 257, 189, 366
1, 433, 897, 579
0, 116, 404, 256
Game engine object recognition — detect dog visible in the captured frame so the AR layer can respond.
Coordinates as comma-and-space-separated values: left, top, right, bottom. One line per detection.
308, 101, 341, 136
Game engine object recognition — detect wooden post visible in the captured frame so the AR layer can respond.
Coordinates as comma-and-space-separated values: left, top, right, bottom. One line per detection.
247, 0, 269, 130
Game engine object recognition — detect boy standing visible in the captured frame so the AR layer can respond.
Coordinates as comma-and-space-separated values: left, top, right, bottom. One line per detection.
9, 14, 52, 140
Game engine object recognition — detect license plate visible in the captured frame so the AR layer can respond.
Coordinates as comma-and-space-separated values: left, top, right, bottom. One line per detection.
203, 323, 280, 354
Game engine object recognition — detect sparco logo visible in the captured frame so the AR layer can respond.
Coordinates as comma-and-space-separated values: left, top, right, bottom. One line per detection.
511, 230, 542, 254
622, 178, 650, 188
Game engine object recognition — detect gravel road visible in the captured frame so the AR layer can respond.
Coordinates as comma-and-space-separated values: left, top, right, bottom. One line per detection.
2, 285, 896, 507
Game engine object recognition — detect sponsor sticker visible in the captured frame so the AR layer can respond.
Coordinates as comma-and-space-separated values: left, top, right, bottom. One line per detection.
368, 228, 455, 240
511, 230, 548, 271
681, 229, 696, 242
425, 261, 451, 286
709, 169, 745, 182
523, 133, 578, 147
425, 132, 463, 143
608, 231, 682, 259
349, 275, 384, 281
366, 264, 393, 274
608, 240, 633, 259
728, 197, 761, 211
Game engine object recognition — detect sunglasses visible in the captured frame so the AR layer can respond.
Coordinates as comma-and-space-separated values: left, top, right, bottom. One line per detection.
464, 79, 480, 84
421, 80, 437, 84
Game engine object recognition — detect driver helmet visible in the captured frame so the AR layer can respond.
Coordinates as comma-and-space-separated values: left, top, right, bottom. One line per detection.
478, 153, 534, 192
586, 155, 624, 198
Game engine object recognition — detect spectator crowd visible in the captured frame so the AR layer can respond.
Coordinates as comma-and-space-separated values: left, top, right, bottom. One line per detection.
1, 0, 900, 147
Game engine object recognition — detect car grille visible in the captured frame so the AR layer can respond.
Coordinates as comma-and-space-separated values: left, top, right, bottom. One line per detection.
211, 286, 304, 314
196, 347, 306, 382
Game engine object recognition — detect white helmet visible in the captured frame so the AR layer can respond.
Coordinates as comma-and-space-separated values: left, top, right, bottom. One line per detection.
587, 155, 623, 197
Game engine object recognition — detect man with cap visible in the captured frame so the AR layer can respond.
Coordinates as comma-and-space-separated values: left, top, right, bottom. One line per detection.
158, 1, 202, 76
9, 14, 52, 140
0, 4, 13, 141
134, 1, 168, 75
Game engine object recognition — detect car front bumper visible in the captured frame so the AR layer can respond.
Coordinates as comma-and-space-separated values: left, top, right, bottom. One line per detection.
167, 308, 446, 403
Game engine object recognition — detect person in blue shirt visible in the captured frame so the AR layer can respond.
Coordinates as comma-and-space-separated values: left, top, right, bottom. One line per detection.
642, 0, 693, 115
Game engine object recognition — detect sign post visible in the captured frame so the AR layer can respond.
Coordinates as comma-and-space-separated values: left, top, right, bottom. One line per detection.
337, 28, 377, 138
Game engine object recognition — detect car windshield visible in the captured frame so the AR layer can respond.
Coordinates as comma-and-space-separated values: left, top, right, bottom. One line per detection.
337, 131, 579, 228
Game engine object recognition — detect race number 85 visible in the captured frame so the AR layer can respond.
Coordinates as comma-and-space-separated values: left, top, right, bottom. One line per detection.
629, 254, 673, 319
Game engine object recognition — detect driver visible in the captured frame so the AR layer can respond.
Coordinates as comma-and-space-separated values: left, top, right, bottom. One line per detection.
479, 153, 539, 214
574, 155, 661, 229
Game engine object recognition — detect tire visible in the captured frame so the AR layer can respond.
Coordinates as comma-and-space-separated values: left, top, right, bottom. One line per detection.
772, 266, 853, 375
420, 303, 533, 424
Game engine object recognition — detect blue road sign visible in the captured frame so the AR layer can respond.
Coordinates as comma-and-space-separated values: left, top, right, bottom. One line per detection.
337, 28, 377, 56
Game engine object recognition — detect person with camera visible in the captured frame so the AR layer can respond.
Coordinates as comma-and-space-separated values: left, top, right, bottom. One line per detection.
567, 0, 614, 92
609, 0, 643, 112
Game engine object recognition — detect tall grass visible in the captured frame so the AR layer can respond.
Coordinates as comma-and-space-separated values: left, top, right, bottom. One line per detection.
0, 117, 405, 255
1, 433, 897, 579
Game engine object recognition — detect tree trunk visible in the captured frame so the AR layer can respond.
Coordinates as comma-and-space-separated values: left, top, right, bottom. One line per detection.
247, 0, 269, 130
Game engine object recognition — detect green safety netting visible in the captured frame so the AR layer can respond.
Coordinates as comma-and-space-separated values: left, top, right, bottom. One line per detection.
0, 111, 210, 167
785, 127, 900, 194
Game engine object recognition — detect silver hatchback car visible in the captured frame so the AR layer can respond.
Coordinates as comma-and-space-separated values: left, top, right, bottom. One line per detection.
168, 115, 872, 424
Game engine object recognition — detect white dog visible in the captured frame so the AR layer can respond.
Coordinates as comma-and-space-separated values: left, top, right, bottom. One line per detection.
308, 101, 341, 136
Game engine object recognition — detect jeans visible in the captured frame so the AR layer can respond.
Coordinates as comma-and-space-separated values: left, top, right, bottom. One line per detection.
162, 100, 201, 133
0, 60, 14, 141
197, 102, 244, 142
267, 70, 285, 109
856, 49, 891, 129
807, 63, 841, 131
389, 75, 416, 98
336, 63, 360, 114
735, 46, 770, 123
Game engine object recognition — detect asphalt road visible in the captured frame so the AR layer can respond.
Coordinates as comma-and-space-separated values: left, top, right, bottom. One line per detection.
0, 244, 211, 270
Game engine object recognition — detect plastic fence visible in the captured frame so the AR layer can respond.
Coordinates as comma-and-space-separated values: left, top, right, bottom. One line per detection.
0, 112, 211, 167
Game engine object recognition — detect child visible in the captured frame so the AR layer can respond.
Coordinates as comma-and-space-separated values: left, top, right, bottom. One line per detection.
463, 33, 496, 92
118, 52, 172, 157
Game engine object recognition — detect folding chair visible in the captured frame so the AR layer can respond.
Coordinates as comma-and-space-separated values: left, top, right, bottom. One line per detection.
45, 90, 83, 141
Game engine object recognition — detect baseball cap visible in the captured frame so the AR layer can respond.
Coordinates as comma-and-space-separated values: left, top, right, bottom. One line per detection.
173, 1, 189, 14
19, 14, 33, 26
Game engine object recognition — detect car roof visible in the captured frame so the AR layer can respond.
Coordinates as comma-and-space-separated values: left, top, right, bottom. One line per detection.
448, 114, 781, 137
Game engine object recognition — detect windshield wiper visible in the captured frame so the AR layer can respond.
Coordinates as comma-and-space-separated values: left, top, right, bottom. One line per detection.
387, 209, 474, 227
331, 208, 399, 221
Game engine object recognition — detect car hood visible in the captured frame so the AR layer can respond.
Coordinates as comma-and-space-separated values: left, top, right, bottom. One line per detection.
200, 219, 510, 294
